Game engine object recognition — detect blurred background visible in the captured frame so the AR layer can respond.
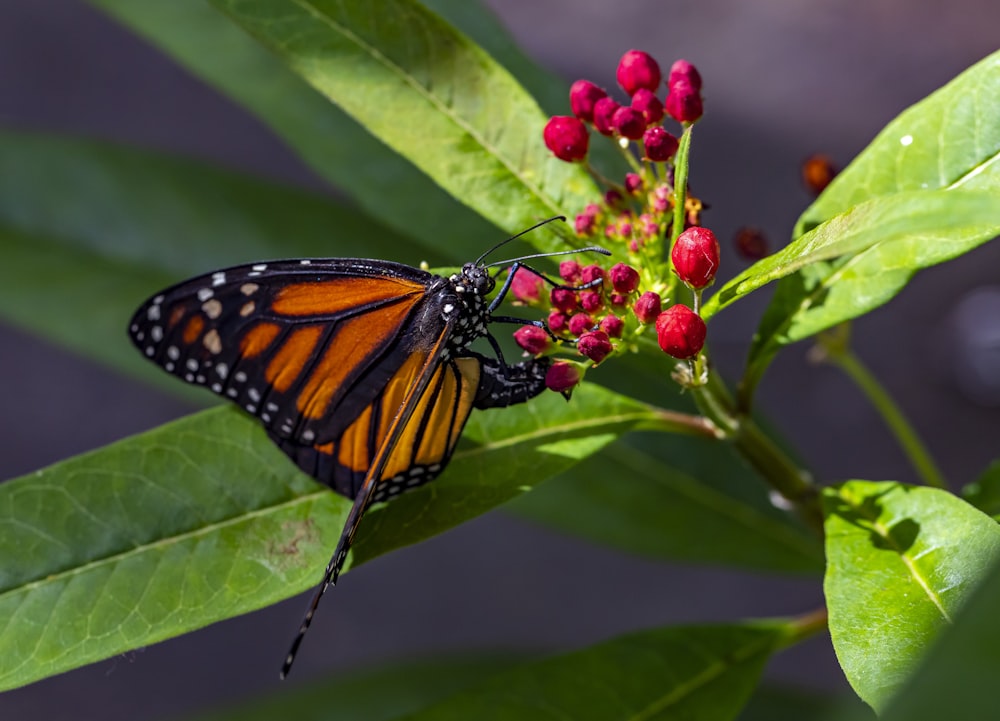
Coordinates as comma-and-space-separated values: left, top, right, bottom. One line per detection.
2, 1, 999, 718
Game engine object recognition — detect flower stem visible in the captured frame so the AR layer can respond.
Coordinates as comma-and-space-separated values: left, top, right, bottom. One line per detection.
669, 125, 694, 248
823, 346, 948, 489
780, 607, 829, 649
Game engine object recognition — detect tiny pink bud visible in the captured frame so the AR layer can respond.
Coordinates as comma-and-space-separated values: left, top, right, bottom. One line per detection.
609, 262, 640, 293
574, 213, 596, 236
548, 311, 568, 333
642, 126, 679, 162
734, 226, 769, 261
578, 330, 613, 364
592, 97, 621, 136
616, 49, 662, 96
513, 325, 550, 355
631, 88, 664, 124
651, 184, 671, 212
609, 292, 629, 308
624, 173, 643, 195
656, 304, 706, 359
668, 59, 702, 91
568, 312, 593, 336
665, 81, 703, 123
672, 226, 720, 288
600, 314, 624, 338
543, 116, 590, 161
559, 260, 582, 283
580, 290, 603, 313
510, 266, 544, 304
545, 361, 581, 394
633, 291, 662, 323
581, 264, 605, 285
550, 287, 579, 313
604, 189, 624, 208
612, 106, 646, 140
569, 80, 608, 122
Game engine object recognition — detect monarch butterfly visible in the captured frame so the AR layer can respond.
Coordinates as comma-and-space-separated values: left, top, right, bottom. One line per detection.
127, 217, 607, 677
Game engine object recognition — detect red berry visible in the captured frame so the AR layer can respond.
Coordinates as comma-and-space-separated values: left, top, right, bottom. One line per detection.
510, 266, 544, 304
548, 311, 568, 333
580, 290, 603, 313
592, 97, 621, 136
513, 325, 550, 355
656, 304, 706, 359
599, 314, 624, 338
631, 88, 664, 124
665, 81, 703, 123
578, 330, 613, 364
633, 291, 662, 324
612, 106, 647, 139
550, 287, 579, 313
672, 226, 720, 288
609, 262, 640, 293
569, 80, 608, 122
734, 226, 769, 261
624, 173, 643, 195
568, 312, 593, 336
545, 361, 581, 394
559, 260, 582, 283
668, 59, 702, 91
574, 213, 596, 236
616, 50, 662, 96
543, 116, 590, 161
642, 126, 679, 162
581, 264, 605, 285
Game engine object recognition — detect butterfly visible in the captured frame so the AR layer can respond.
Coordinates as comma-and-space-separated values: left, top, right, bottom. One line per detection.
127, 217, 608, 677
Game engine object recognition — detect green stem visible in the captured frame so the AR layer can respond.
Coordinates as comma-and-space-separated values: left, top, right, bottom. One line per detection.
780, 607, 829, 649
669, 125, 694, 248
826, 348, 949, 489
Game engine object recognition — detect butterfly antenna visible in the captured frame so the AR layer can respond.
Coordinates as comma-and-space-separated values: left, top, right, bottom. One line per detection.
474, 216, 567, 266
483, 245, 611, 269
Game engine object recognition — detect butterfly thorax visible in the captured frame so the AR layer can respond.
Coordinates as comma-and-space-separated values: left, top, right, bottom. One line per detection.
424, 263, 494, 358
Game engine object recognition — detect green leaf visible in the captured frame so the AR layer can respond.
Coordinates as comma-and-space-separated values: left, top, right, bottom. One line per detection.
795, 49, 1000, 238
183, 655, 521, 721
209, 0, 597, 250
352, 383, 662, 564
822, 480, 1000, 713
395, 623, 785, 721
510, 439, 824, 576
0, 383, 654, 689
961, 459, 1000, 518
874, 558, 1000, 721
700, 189, 1000, 399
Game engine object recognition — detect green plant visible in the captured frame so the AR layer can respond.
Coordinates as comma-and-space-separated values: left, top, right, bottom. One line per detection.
2, 2, 1000, 719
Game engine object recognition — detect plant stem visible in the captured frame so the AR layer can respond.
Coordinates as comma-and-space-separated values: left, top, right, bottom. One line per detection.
669, 125, 694, 248
780, 607, 829, 648
826, 348, 949, 490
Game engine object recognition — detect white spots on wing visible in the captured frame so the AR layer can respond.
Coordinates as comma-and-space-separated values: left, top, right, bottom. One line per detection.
240, 301, 255, 317
145, 346, 155, 357
301, 429, 315, 443
165, 362, 174, 372
167, 346, 180, 360
197, 288, 214, 302
202, 299, 223, 319
147, 305, 161, 321
261, 412, 271, 422
185, 373, 194, 382
211, 383, 222, 393
150, 326, 163, 342
266, 402, 278, 413
241, 283, 259, 296
152, 295, 164, 305
246, 404, 257, 414
186, 359, 199, 372
226, 388, 238, 398
443, 303, 454, 314
234, 371, 247, 383
203, 329, 222, 354
252, 264, 267, 272
300, 259, 311, 265
216, 363, 229, 379
248, 387, 261, 403
212, 271, 227, 287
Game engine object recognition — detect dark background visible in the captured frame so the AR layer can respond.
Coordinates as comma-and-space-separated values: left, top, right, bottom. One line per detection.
2, 1, 999, 718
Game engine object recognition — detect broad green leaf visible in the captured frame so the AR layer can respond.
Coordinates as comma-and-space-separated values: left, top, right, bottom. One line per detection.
874, 558, 1000, 721
823, 480, 1000, 713
210, 0, 597, 251
510, 439, 824, 575
795, 49, 1000, 238
183, 656, 521, 721
396, 623, 785, 721
701, 189, 1000, 399
0, 132, 424, 380
0, 384, 655, 689
961, 459, 1000, 518
353, 383, 663, 563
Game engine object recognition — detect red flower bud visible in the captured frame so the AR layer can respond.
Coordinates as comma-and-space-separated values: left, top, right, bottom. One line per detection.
609, 262, 640, 293
624, 173, 643, 195
656, 304, 706, 359
802, 153, 838, 196
616, 50, 662, 96
580, 290, 603, 313
592, 97, 621, 136
600, 314, 624, 338
668, 59, 702, 91
550, 287, 579, 313
608, 292, 629, 308
665, 81, 703, 123
511, 266, 544, 304
604, 189, 624, 209
578, 330, 613, 364
633, 291, 662, 323
672, 226, 720, 288
581, 264, 605, 285
569, 80, 608, 122
612, 106, 647, 140
733, 226, 769, 261
642, 126, 679, 162
543, 116, 590, 161
513, 325, 550, 355
559, 260, 582, 283
568, 312, 593, 336
545, 361, 581, 395
631, 88, 664, 124
548, 310, 568, 333
574, 213, 596, 236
